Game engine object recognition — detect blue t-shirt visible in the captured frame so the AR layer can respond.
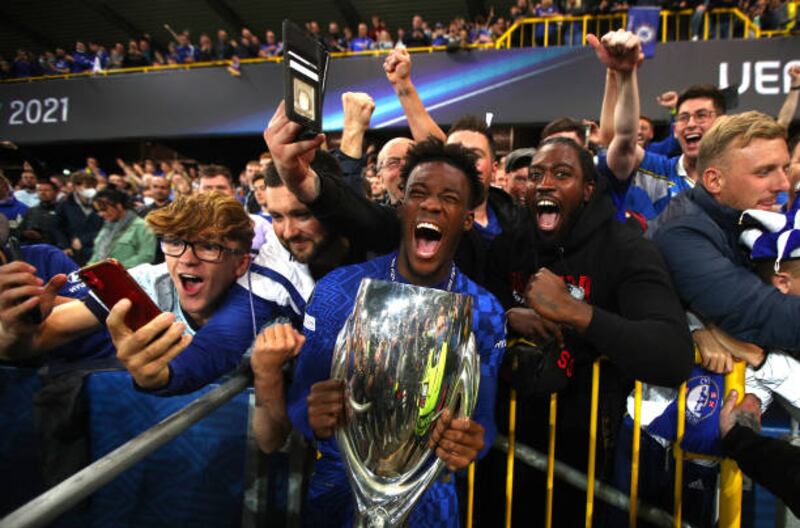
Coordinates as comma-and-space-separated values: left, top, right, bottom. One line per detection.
71, 51, 94, 72
287, 251, 506, 527
599, 151, 694, 220
645, 124, 680, 157
175, 44, 197, 63
0, 197, 29, 229
349, 37, 374, 52
472, 203, 503, 243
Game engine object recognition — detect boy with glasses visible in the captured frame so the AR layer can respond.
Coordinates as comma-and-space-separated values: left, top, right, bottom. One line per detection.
0, 192, 306, 396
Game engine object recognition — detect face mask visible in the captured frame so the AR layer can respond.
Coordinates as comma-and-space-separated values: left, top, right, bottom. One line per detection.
80, 188, 97, 201
143, 196, 155, 206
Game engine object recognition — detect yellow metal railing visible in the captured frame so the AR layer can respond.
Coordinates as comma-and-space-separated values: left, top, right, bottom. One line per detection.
0, 42, 495, 84
493, 14, 627, 49
494, 7, 790, 49
4, 6, 789, 85
468, 354, 747, 527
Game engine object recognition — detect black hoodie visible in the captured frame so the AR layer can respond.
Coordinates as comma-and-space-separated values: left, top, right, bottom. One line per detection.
492, 185, 693, 456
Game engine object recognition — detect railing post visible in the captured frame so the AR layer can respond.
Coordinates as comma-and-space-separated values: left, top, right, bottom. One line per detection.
629, 381, 642, 528
582, 16, 589, 45
719, 362, 746, 528
505, 384, 518, 528
545, 393, 558, 528
466, 462, 476, 528
585, 359, 601, 528
673, 381, 687, 528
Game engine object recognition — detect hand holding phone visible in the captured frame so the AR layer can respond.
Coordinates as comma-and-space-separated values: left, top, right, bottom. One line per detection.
107, 298, 192, 390
264, 101, 325, 203
78, 259, 161, 331
283, 19, 329, 142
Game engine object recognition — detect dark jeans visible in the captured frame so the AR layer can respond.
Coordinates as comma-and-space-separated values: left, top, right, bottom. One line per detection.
606, 417, 717, 528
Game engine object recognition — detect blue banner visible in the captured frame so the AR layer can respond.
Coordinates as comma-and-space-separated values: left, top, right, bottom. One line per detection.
627, 6, 661, 58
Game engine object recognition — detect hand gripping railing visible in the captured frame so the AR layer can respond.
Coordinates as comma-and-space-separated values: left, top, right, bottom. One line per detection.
0, 368, 252, 528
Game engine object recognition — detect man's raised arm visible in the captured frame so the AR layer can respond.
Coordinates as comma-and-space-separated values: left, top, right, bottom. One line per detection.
383, 48, 446, 142
264, 101, 400, 254
589, 30, 645, 181
777, 65, 800, 129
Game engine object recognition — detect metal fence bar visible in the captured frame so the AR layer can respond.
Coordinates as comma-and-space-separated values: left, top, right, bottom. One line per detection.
466, 463, 476, 528
629, 381, 643, 528
719, 362, 746, 528
494, 436, 696, 528
545, 392, 558, 528
673, 380, 687, 528
505, 387, 518, 528
585, 359, 602, 528
0, 370, 251, 528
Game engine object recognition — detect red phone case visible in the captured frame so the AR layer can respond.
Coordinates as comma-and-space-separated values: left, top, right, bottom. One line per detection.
78, 259, 162, 331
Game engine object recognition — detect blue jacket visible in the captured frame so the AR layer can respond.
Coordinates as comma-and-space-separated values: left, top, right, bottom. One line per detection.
651, 186, 800, 352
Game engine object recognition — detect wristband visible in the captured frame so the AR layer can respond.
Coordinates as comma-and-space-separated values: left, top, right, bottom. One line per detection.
791, 85, 800, 91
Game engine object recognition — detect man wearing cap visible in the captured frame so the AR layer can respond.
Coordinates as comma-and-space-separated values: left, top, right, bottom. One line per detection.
503, 148, 536, 205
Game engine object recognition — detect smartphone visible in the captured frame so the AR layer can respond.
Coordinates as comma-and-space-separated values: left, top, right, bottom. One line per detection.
78, 259, 161, 331
1, 234, 42, 325
283, 19, 330, 141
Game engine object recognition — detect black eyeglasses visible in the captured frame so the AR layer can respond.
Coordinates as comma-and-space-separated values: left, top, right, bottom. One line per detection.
160, 238, 247, 263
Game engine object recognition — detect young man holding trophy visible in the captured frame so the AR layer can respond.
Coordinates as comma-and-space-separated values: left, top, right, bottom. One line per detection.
283, 138, 506, 527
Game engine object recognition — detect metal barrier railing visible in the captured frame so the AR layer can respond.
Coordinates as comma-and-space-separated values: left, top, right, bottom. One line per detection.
5, 5, 789, 85
493, 14, 627, 49
0, 42, 495, 84
0, 355, 750, 528
493, 7, 791, 49
0, 369, 251, 528
494, 435, 687, 528
469, 354, 747, 528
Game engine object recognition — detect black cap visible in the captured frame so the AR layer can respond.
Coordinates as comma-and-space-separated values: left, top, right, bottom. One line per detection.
505, 148, 537, 172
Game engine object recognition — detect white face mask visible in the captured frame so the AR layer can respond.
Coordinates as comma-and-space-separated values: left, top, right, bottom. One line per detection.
142, 196, 155, 206
80, 188, 97, 201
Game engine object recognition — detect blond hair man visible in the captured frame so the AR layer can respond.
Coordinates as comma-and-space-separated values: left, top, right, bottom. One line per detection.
651, 111, 800, 356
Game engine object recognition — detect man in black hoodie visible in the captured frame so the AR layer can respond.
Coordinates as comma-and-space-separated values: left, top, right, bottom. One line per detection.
477, 136, 693, 526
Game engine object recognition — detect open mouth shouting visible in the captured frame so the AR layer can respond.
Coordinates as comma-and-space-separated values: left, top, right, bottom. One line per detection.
535, 197, 561, 233
414, 221, 443, 259
178, 272, 205, 295
684, 132, 702, 149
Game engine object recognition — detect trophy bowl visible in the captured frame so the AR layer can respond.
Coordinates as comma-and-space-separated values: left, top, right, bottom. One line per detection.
331, 279, 480, 528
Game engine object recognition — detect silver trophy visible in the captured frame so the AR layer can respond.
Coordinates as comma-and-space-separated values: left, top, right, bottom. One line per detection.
331, 279, 480, 528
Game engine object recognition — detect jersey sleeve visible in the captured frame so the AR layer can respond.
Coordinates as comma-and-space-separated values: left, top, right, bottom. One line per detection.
470, 289, 507, 459
150, 284, 281, 395
287, 276, 350, 440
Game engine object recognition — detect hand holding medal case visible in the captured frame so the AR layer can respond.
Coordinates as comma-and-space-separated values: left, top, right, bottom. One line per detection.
283, 19, 330, 141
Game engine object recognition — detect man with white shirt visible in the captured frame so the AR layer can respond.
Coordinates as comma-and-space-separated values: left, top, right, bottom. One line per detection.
14, 169, 39, 208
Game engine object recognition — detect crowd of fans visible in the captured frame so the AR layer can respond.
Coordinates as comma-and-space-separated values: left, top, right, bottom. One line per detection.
2, 26, 800, 527
3, 0, 797, 79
